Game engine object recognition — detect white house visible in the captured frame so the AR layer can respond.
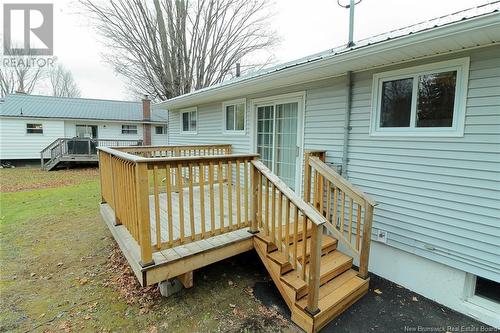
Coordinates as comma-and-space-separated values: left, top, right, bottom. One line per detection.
0, 93, 168, 161
156, 4, 500, 328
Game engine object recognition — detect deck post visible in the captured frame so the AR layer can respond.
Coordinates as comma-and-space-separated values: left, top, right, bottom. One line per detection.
249, 163, 259, 234
98, 150, 106, 204
110, 156, 121, 225
135, 162, 154, 267
358, 203, 374, 279
303, 152, 312, 204
306, 223, 322, 316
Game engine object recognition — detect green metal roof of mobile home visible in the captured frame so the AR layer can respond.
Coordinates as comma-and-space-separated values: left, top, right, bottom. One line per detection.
0, 94, 167, 123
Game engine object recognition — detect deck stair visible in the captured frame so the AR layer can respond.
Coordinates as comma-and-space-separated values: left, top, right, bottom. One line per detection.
254, 226, 369, 333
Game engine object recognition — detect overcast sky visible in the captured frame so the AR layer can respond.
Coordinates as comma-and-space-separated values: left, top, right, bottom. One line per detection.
2, 0, 493, 101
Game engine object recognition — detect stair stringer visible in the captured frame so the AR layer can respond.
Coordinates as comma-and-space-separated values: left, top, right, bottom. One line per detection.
253, 237, 314, 332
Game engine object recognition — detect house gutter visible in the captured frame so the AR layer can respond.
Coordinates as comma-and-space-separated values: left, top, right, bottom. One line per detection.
341, 71, 353, 177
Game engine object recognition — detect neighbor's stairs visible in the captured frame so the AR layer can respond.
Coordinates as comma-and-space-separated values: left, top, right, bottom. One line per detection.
253, 229, 369, 333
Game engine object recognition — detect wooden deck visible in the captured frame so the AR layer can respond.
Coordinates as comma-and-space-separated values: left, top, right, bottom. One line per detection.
98, 145, 376, 333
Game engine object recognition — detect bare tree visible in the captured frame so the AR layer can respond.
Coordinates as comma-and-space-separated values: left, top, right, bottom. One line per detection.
80, 0, 278, 100
0, 49, 45, 97
49, 64, 82, 98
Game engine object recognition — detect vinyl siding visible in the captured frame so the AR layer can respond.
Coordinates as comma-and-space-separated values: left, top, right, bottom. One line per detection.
63, 120, 145, 142
168, 102, 251, 154
303, 78, 347, 165
345, 46, 500, 282
0, 118, 66, 159
166, 45, 500, 282
0, 118, 148, 160
152, 131, 168, 145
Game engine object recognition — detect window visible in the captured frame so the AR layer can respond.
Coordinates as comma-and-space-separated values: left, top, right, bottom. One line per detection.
464, 274, 500, 315
26, 123, 43, 134
181, 108, 197, 133
155, 126, 165, 134
121, 125, 137, 134
370, 58, 469, 136
475, 277, 500, 304
223, 99, 245, 133
76, 125, 98, 138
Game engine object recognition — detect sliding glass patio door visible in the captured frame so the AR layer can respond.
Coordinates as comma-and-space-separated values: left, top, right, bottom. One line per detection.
256, 101, 299, 190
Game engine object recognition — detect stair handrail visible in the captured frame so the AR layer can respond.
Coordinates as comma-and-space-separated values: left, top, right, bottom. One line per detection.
251, 160, 327, 227
251, 159, 326, 316
304, 153, 376, 280
40, 137, 65, 169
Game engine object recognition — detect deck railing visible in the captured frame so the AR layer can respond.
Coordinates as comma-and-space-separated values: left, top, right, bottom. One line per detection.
40, 137, 143, 169
250, 160, 328, 315
115, 144, 232, 158
98, 144, 259, 266
303, 151, 376, 279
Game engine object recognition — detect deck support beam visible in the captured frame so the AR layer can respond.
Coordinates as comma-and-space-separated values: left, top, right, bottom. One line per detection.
178, 271, 194, 288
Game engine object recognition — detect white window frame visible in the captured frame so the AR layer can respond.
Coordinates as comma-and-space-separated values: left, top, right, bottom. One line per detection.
370, 57, 469, 137
463, 273, 500, 317
180, 107, 197, 134
222, 98, 246, 135
26, 123, 43, 135
121, 124, 138, 134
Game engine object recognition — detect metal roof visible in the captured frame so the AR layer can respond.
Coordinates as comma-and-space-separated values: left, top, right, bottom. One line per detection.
157, 1, 500, 110
0, 94, 168, 122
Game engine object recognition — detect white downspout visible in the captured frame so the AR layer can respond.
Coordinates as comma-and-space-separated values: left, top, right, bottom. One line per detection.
341, 70, 353, 177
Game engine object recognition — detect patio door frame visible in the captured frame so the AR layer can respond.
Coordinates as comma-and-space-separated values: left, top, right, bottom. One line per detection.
75, 124, 98, 138
250, 91, 306, 194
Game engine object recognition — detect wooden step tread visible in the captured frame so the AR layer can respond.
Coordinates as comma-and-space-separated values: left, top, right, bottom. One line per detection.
267, 235, 337, 267
255, 223, 312, 248
298, 274, 369, 329
280, 250, 353, 296
255, 223, 312, 252
296, 269, 361, 309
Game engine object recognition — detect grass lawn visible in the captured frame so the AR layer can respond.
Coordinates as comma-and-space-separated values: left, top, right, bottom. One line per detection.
0, 167, 292, 333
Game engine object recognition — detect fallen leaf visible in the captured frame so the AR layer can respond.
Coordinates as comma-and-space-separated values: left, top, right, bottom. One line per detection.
228, 280, 234, 286
30, 273, 36, 277
79, 278, 89, 285
374, 289, 382, 295
229, 303, 236, 308
57, 262, 64, 267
